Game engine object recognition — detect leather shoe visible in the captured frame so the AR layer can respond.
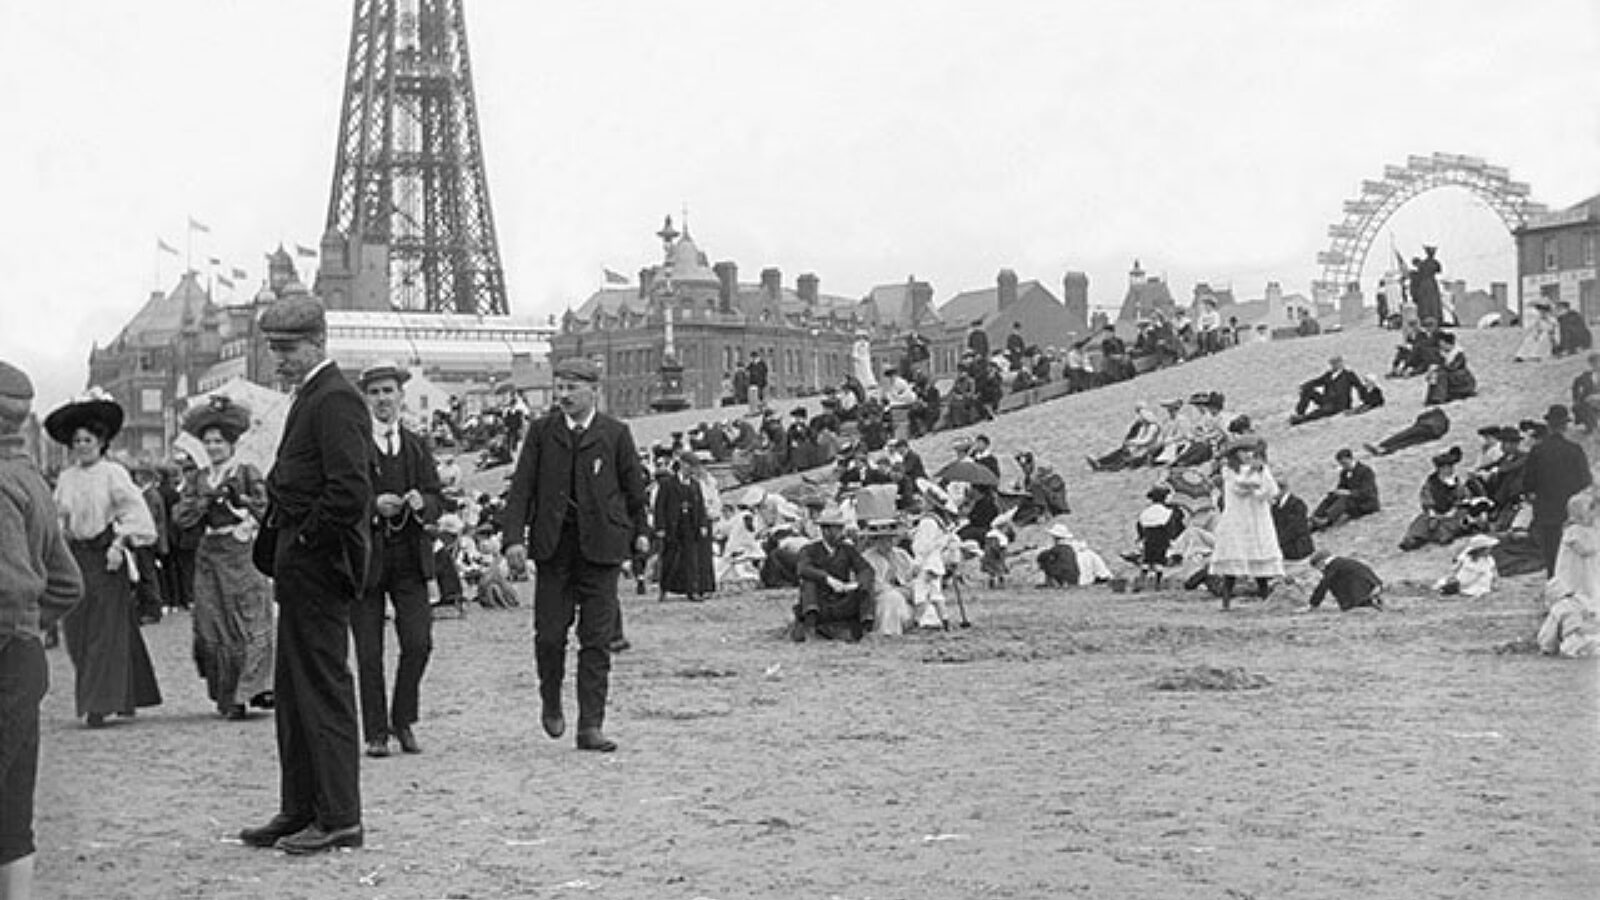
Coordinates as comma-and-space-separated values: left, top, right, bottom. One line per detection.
275, 823, 364, 855
576, 728, 617, 752
394, 725, 421, 754
541, 704, 566, 739
240, 814, 312, 848
365, 738, 390, 758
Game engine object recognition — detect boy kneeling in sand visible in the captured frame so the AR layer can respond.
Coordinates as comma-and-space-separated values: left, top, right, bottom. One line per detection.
1300, 549, 1383, 612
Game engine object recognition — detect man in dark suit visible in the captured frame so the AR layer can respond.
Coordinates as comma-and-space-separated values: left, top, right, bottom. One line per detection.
1523, 404, 1593, 575
1570, 352, 1600, 433
503, 357, 649, 752
1554, 301, 1593, 357
1310, 448, 1380, 531
746, 351, 769, 414
241, 295, 372, 855
790, 505, 875, 642
966, 319, 990, 360
350, 362, 442, 759
1290, 355, 1361, 425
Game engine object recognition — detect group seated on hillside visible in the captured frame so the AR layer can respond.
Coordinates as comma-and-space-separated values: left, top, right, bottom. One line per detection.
1289, 355, 1385, 425
1387, 318, 1446, 378
1085, 391, 1243, 473
1423, 331, 1477, 406
1398, 446, 1496, 551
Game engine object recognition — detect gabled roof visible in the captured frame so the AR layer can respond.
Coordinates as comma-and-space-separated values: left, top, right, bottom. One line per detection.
1116, 278, 1177, 323
939, 280, 1057, 329
118, 271, 211, 347
571, 288, 649, 321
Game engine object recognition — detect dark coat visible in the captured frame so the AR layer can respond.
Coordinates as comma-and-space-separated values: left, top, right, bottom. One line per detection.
1572, 370, 1600, 430
654, 475, 714, 595
1338, 462, 1381, 515
967, 328, 990, 360
1271, 493, 1314, 562
747, 359, 769, 389
1309, 556, 1382, 610
367, 426, 444, 581
1557, 310, 1593, 355
501, 411, 649, 565
1523, 433, 1593, 526
1302, 368, 1361, 412
257, 362, 373, 589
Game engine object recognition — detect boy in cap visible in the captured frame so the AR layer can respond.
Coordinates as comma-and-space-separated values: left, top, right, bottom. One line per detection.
0, 361, 83, 899
1301, 550, 1383, 612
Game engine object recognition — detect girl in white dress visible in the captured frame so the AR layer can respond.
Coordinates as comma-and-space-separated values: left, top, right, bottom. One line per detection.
1209, 440, 1284, 610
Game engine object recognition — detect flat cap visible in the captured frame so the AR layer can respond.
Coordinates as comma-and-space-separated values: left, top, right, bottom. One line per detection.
0, 360, 34, 401
553, 357, 601, 382
258, 296, 327, 342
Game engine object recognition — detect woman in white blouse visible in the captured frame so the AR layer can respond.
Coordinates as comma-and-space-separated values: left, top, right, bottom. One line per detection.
45, 392, 162, 727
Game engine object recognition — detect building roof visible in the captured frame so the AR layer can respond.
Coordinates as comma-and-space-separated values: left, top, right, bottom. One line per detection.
116, 271, 212, 347
862, 282, 940, 331
1116, 278, 1177, 323
939, 280, 1057, 329
570, 289, 651, 322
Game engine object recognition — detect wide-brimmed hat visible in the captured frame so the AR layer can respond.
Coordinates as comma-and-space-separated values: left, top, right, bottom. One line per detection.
1431, 446, 1464, 467
357, 360, 411, 390
44, 389, 124, 446
737, 486, 767, 508
1047, 522, 1074, 541
1462, 534, 1499, 553
181, 395, 253, 443
1223, 434, 1264, 457
436, 513, 465, 536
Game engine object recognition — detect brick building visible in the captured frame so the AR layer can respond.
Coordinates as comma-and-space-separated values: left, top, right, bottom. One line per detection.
1517, 192, 1599, 319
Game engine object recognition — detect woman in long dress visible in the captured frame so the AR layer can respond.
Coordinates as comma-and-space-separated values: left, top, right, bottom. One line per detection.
45, 392, 162, 726
171, 396, 275, 719
654, 453, 715, 601
1513, 303, 1557, 361
1209, 439, 1284, 610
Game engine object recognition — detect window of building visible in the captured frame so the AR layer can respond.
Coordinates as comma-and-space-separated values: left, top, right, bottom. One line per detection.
1545, 237, 1559, 271
140, 388, 162, 413
1586, 232, 1597, 267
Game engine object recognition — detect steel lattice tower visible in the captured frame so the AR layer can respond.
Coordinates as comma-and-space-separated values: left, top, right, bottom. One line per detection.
324, 0, 508, 314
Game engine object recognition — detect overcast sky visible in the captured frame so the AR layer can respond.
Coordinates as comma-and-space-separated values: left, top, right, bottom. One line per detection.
1, 0, 1596, 411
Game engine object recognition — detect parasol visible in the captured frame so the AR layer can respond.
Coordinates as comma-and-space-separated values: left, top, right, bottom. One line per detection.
936, 458, 999, 487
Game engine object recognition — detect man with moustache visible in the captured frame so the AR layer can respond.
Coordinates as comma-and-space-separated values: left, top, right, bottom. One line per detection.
240, 296, 372, 854
502, 358, 649, 752
350, 362, 442, 759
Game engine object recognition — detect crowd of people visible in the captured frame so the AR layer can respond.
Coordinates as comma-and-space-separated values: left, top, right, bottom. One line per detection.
7, 294, 1600, 896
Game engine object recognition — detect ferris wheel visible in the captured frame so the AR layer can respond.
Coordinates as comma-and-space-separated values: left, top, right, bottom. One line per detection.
1313, 152, 1549, 298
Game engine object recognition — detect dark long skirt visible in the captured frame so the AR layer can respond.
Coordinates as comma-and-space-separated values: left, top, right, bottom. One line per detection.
63, 533, 162, 719
192, 533, 275, 712
659, 530, 716, 597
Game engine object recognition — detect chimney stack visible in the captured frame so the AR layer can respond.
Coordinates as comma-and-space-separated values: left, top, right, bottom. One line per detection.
910, 279, 934, 328
1490, 281, 1508, 309
798, 273, 819, 305
761, 268, 782, 301
713, 261, 737, 310
997, 269, 1019, 310
1062, 271, 1088, 333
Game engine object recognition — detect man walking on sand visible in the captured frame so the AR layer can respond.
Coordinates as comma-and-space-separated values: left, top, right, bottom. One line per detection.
0, 360, 83, 900
502, 357, 650, 752
1523, 404, 1593, 576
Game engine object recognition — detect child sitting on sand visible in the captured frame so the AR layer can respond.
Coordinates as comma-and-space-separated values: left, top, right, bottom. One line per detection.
1039, 523, 1081, 587
1435, 534, 1498, 597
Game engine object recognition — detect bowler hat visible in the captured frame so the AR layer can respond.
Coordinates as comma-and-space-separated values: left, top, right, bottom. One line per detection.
553, 357, 601, 382
44, 389, 124, 446
181, 395, 253, 443
1545, 404, 1571, 427
357, 360, 412, 390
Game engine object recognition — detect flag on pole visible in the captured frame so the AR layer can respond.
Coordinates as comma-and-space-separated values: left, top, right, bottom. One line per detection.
231, 267, 248, 280
217, 275, 235, 289
208, 256, 222, 266
187, 216, 211, 234
294, 244, 318, 258
157, 238, 180, 255
603, 268, 629, 285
